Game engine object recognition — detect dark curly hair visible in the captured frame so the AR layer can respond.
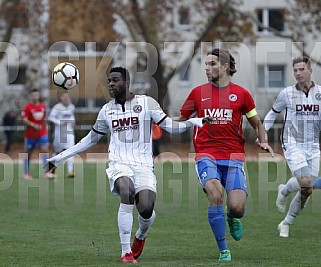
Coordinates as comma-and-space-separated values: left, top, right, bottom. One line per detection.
207, 48, 237, 76
109, 67, 130, 81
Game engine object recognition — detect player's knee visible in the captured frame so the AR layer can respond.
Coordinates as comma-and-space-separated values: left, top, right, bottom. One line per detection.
118, 185, 135, 204
136, 199, 154, 219
301, 186, 312, 197
299, 176, 312, 187
204, 180, 223, 205
120, 191, 135, 204
40, 146, 49, 153
300, 176, 313, 196
229, 203, 245, 218
138, 205, 154, 219
135, 191, 155, 219
206, 191, 223, 205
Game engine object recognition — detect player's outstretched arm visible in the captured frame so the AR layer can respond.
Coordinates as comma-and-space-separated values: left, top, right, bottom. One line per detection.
44, 129, 103, 173
263, 109, 279, 132
158, 116, 212, 134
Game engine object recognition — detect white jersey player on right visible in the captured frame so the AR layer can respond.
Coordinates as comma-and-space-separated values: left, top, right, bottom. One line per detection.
48, 92, 75, 178
263, 56, 321, 238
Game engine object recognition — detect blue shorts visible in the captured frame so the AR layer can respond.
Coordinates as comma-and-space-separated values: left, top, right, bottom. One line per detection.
196, 157, 248, 194
25, 135, 49, 152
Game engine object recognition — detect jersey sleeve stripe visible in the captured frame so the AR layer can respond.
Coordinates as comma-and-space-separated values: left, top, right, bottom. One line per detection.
272, 107, 281, 113
92, 127, 106, 135
156, 115, 168, 125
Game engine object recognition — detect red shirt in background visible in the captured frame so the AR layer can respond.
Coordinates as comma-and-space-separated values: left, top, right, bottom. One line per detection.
21, 102, 48, 138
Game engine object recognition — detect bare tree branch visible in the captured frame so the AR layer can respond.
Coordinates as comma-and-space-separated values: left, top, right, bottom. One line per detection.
116, 12, 141, 42
232, 7, 321, 67
130, 0, 152, 43
164, 0, 232, 84
0, 0, 21, 61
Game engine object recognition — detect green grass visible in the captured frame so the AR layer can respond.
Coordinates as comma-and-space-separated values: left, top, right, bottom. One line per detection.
1, 161, 321, 266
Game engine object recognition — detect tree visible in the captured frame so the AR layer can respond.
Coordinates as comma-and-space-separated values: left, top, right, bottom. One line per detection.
0, 0, 23, 62
113, 0, 321, 110
0, 0, 115, 112
286, 0, 321, 41
48, 0, 115, 44
0, 0, 50, 111
0, 0, 49, 91
232, 0, 321, 66
0, 0, 30, 115
25, 0, 49, 91
113, 0, 254, 110
1, 0, 320, 112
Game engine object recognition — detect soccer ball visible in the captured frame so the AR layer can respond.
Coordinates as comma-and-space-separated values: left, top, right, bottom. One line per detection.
52, 62, 79, 90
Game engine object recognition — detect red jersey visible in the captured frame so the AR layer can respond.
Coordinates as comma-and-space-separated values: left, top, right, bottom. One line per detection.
180, 82, 256, 161
21, 102, 48, 138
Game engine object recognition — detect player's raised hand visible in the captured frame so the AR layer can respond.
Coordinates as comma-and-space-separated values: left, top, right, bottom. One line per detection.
44, 161, 57, 174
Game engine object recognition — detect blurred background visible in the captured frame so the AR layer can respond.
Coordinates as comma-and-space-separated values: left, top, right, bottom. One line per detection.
0, 0, 321, 153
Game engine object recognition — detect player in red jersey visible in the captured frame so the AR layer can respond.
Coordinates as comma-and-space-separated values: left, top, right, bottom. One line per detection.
21, 89, 52, 179
179, 48, 274, 261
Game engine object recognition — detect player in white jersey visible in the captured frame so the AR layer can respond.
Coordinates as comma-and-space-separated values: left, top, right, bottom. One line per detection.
48, 92, 75, 178
263, 56, 321, 237
44, 67, 210, 264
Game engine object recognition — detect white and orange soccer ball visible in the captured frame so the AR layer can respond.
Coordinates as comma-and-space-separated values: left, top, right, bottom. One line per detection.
52, 62, 79, 90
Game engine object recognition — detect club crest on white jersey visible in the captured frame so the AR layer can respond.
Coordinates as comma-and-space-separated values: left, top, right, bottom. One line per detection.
93, 95, 167, 167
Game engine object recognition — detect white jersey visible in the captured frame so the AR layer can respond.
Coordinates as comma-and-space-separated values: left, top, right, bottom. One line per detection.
265, 83, 321, 149
93, 94, 167, 167
48, 102, 75, 151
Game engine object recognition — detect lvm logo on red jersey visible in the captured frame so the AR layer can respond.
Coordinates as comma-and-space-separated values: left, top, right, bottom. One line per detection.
204, 108, 233, 118
112, 117, 139, 132
204, 108, 233, 124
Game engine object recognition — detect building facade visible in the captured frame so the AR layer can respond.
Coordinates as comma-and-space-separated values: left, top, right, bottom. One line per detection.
166, 0, 321, 118
1, 0, 320, 129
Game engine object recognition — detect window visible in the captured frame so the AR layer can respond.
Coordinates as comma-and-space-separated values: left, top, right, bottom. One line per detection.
258, 65, 285, 89
257, 9, 284, 32
178, 7, 190, 26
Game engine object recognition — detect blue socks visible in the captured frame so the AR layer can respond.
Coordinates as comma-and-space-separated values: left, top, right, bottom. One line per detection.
24, 158, 29, 174
24, 154, 49, 175
42, 154, 49, 168
208, 205, 228, 252
313, 178, 321, 189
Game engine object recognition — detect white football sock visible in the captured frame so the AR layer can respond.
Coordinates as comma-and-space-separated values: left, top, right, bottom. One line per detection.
66, 157, 74, 173
281, 177, 300, 196
284, 191, 309, 225
118, 203, 134, 256
135, 210, 156, 240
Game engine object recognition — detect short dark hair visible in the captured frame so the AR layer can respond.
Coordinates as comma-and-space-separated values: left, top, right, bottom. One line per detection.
30, 88, 39, 93
207, 48, 237, 76
109, 67, 130, 81
292, 56, 311, 67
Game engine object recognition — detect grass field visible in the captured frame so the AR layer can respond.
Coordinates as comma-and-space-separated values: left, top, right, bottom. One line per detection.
1, 161, 321, 266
